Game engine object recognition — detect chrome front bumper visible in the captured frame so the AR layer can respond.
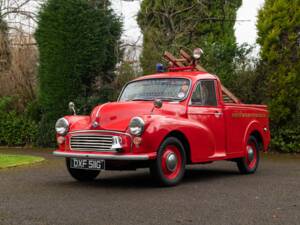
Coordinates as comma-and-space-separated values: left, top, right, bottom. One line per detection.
53, 151, 152, 161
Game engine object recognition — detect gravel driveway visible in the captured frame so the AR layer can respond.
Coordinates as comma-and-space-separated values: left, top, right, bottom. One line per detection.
0, 148, 299, 225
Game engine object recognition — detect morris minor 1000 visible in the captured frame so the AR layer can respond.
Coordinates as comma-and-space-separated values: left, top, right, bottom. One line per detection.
53, 49, 270, 186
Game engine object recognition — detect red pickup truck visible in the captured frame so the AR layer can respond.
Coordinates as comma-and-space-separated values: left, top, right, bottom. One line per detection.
54, 69, 270, 186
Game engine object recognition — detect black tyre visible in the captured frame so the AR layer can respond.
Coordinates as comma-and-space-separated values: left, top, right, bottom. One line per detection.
237, 136, 260, 174
66, 158, 100, 181
150, 137, 186, 186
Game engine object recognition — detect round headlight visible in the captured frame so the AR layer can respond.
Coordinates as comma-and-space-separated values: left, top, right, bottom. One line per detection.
55, 118, 69, 136
129, 117, 145, 136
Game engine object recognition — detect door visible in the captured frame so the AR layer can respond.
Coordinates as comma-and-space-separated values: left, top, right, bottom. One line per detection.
188, 80, 226, 160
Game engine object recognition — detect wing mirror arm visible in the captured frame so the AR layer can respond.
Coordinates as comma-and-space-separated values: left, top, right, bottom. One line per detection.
68, 102, 76, 115
154, 99, 163, 108
151, 99, 163, 114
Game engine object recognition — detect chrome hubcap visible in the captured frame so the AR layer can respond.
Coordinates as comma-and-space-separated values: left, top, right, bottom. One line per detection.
166, 153, 178, 172
247, 146, 254, 162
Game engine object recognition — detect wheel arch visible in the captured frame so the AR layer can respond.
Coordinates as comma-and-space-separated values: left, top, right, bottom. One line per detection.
244, 120, 264, 151
143, 116, 214, 162
164, 130, 191, 164
249, 130, 264, 151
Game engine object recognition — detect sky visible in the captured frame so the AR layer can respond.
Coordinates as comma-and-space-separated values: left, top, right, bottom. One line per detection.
235, 0, 265, 45
111, 0, 142, 45
111, 0, 265, 48
9, 0, 265, 57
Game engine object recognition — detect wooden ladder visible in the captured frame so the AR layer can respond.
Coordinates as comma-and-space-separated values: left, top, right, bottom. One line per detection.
163, 50, 240, 104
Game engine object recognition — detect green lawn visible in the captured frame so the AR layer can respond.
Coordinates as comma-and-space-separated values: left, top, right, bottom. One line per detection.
0, 154, 44, 169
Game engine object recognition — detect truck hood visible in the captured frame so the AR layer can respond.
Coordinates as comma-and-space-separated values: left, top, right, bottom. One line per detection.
89, 101, 186, 132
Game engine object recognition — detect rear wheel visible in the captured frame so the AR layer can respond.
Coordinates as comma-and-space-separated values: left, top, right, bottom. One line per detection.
66, 158, 100, 181
236, 136, 260, 174
150, 137, 186, 186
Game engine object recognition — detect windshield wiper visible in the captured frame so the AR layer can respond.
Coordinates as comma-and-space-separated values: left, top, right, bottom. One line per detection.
159, 97, 181, 101
130, 97, 181, 102
131, 97, 153, 101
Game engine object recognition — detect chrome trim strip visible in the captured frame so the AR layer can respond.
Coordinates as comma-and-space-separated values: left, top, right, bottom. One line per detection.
71, 137, 113, 140
53, 151, 150, 160
71, 142, 113, 145
71, 141, 112, 145
94, 103, 109, 121
71, 144, 112, 148
69, 130, 131, 137
66, 148, 117, 152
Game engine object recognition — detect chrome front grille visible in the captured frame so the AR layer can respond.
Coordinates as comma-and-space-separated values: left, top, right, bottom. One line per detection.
70, 134, 113, 151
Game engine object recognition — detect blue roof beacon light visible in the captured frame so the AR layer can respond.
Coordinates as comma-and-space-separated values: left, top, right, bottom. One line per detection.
156, 63, 165, 73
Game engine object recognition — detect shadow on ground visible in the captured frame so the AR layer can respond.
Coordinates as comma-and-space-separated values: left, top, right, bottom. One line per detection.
53, 166, 240, 190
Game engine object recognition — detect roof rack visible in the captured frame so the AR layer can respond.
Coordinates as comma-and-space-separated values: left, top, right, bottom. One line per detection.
163, 49, 240, 104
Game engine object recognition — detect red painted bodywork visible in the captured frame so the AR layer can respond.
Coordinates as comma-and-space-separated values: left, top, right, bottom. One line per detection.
54, 71, 270, 164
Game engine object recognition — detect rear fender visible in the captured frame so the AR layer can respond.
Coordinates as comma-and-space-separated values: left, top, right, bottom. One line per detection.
243, 120, 266, 152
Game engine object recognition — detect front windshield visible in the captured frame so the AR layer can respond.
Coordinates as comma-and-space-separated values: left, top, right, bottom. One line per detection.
119, 78, 190, 102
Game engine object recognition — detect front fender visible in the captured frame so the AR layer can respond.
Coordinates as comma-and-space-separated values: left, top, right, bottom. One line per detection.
64, 115, 91, 131
135, 115, 216, 162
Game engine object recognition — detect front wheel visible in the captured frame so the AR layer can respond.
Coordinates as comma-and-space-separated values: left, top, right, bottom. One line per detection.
236, 136, 260, 174
66, 158, 100, 181
150, 137, 186, 186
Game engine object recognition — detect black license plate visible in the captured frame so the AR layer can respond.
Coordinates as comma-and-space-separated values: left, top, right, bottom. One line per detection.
70, 158, 105, 170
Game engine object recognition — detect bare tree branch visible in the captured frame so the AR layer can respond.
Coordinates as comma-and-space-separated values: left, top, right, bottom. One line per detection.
1, 0, 41, 34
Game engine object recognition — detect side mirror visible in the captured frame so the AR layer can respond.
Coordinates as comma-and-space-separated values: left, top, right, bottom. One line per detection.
154, 99, 163, 109
68, 102, 76, 115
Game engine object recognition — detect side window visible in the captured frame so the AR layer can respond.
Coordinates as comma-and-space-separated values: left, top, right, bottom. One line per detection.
191, 80, 217, 106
